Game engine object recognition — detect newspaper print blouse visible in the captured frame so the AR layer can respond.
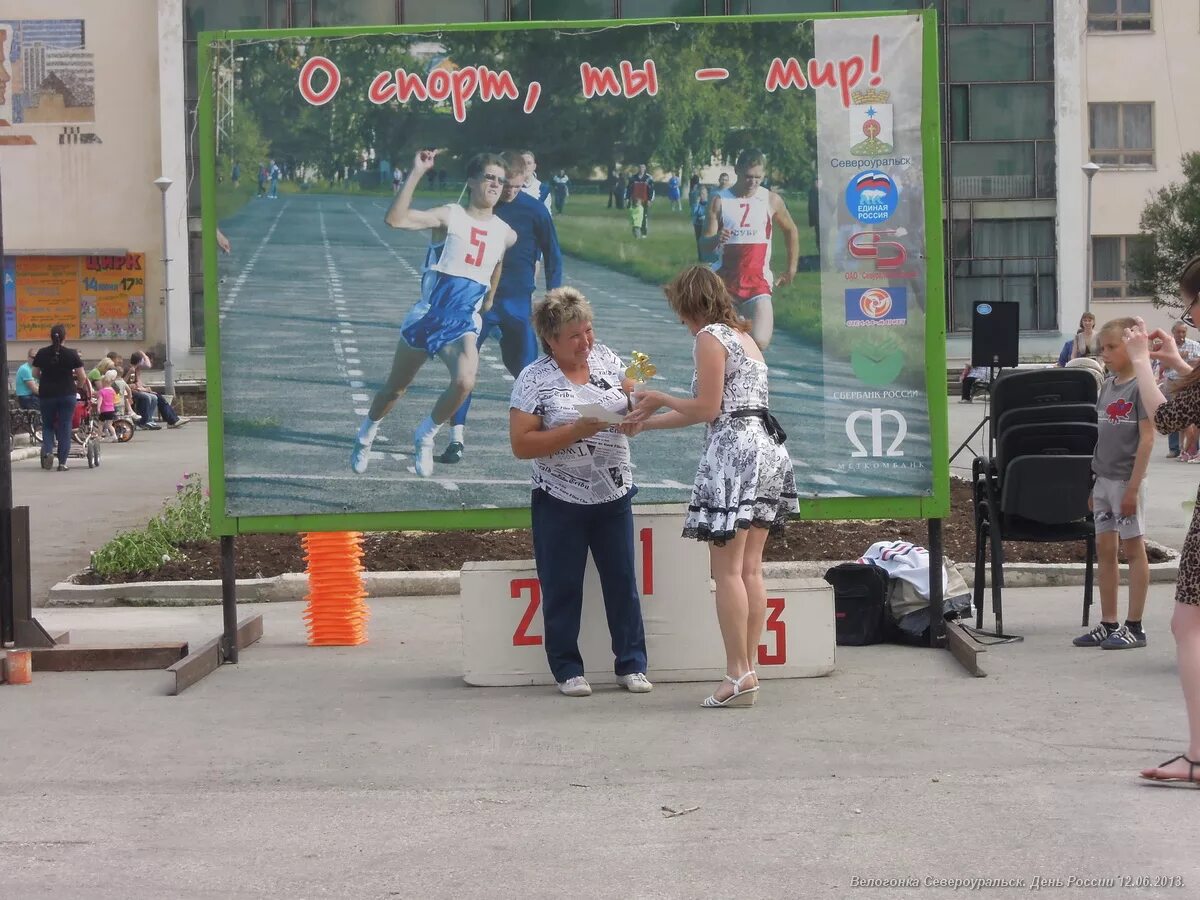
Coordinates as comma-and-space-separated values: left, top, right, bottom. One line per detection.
510, 344, 633, 505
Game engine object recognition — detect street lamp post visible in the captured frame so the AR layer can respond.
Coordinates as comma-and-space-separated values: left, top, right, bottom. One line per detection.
153, 176, 174, 397
1083, 162, 1101, 316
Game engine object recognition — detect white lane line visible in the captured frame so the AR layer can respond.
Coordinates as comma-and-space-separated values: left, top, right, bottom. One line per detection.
220, 202, 289, 315
347, 202, 421, 278
321, 204, 367, 424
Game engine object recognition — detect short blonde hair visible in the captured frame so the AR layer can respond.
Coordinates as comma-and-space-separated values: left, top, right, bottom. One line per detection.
1099, 316, 1138, 340
102, 369, 118, 384
532, 287, 593, 353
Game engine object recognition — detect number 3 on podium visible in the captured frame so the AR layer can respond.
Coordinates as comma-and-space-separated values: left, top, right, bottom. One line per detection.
757, 598, 787, 666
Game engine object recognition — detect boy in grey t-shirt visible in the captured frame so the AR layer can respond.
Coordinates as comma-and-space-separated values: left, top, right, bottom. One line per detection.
1074, 317, 1155, 650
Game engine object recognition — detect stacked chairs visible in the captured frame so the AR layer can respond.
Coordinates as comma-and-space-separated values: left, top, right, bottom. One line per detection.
971, 369, 1099, 638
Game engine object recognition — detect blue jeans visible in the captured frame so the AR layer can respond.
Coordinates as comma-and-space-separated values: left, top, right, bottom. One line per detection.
16, 395, 39, 411
134, 390, 178, 425
1170, 431, 1180, 454
531, 488, 647, 682
40, 394, 77, 464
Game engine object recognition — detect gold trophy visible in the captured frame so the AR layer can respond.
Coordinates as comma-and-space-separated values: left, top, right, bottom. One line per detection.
624, 350, 657, 411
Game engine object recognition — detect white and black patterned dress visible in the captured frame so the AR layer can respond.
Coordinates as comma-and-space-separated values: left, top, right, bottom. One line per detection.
683, 324, 799, 544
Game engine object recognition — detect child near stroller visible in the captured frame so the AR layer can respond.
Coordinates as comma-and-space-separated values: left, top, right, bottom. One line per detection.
97, 370, 120, 441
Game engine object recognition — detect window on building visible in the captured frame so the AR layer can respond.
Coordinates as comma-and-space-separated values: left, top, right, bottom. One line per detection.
744, 0, 834, 12
313, 0, 399, 25
949, 142, 1036, 199
621, 0, 708, 15
516, 0, 615, 19
1086, 0, 1151, 32
185, 0, 267, 39
948, 25, 1036, 82
1089, 102, 1154, 167
966, 0, 1052, 23
1092, 235, 1151, 300
402, 0, 492, 23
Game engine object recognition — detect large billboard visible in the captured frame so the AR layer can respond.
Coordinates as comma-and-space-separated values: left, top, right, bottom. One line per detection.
199, 11, 948, 536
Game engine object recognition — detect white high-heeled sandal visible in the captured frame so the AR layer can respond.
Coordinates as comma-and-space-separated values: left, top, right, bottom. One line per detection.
701, 670, 758, 708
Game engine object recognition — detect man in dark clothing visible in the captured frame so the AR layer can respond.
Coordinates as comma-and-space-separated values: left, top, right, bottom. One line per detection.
625, 164, 655, 237
442, 152, 564, 464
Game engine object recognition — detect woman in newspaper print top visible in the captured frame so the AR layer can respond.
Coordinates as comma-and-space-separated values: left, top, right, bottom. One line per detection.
508, 288, 651, 698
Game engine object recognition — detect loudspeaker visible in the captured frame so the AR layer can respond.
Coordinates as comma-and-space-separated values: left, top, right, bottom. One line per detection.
971, 301, 1019, 368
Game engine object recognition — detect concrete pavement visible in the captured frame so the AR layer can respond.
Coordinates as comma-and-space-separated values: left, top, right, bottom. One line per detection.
3, 587, 1198, 899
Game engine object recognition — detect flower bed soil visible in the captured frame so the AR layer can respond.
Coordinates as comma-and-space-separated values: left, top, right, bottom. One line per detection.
74, 479, 1170, 585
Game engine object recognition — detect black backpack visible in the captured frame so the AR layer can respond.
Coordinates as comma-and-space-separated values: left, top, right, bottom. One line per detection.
823, 563, 890, 646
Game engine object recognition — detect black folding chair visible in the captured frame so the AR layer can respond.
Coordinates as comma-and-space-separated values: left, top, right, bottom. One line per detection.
971, 370, 1099, 640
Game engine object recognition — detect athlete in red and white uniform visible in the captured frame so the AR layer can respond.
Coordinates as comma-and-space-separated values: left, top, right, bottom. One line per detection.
703, 149, 799, 349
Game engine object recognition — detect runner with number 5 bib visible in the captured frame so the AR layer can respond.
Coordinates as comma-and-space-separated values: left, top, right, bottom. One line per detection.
702, 149, 800, 350
351, 149, 516, 479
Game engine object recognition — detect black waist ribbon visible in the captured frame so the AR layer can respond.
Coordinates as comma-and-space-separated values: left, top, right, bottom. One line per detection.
728, 408, 787, 444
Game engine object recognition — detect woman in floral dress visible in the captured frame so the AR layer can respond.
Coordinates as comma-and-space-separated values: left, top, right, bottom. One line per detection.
626, 266, 797, 707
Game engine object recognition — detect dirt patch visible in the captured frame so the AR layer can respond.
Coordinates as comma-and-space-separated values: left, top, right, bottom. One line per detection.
73, 479, 1171, 584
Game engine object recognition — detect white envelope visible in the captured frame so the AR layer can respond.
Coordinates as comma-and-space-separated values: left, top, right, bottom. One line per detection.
573, 402, 626, 425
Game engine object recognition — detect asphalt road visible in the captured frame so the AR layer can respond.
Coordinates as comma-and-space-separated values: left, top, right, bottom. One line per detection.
216, 192, 932, 520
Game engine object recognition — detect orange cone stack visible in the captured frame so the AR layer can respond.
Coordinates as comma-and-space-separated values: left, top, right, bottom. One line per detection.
302, 531, 369, 646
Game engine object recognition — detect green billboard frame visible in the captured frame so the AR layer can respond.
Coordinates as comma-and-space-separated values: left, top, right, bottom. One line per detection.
199, 9, 948, 537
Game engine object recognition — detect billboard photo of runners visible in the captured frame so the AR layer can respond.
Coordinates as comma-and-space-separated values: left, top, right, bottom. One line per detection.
199, 11, 946, 534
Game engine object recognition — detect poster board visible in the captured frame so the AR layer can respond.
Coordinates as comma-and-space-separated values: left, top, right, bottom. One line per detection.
199, 11, 948, 537
3, 253, 146, 341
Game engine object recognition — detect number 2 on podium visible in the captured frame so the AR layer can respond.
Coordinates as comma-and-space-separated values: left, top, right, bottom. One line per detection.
511, 578, 542, 646
510, 531, 656, 647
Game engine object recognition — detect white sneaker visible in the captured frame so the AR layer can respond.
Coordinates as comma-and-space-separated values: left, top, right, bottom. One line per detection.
618, 672, 653, 693
351, 437, 373, 474
558, 676, 592, 697
414, 431, 435, 477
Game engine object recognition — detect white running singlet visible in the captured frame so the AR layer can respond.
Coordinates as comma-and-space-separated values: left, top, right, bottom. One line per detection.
432, 204, 513, 285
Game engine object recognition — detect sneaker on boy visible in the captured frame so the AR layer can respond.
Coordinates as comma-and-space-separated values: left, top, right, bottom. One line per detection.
1073, 622, 1118, 647
1101, 624, 1147, 649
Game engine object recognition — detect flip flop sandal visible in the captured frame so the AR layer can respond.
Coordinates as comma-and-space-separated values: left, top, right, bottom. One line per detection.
1141, 754, 1200, 787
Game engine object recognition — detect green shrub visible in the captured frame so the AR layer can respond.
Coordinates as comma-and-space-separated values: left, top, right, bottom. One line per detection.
88, 473, 211, 578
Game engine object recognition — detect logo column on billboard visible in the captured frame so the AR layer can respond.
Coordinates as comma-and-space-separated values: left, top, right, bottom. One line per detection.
846, 408, 907, 458
845, 170, 899, 224
845, 286, 906, 326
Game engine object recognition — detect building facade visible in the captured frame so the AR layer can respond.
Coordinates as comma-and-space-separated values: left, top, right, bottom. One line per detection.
0, 1, 188, 373
1075, 0, 1200, 326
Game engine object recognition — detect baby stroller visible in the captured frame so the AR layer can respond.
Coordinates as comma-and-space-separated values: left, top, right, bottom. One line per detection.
38, 396, 100, 469
68, 396, 102, 468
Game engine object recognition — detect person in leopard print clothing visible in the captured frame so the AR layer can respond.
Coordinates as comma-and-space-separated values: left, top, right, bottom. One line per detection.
1124, 254, 1200, 787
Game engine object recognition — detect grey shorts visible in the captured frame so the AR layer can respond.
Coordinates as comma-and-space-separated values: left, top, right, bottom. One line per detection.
1092, 475, 1145, 540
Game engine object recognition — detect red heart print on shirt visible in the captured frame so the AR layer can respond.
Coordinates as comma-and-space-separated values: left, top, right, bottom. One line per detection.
1105, 398, 1133, 424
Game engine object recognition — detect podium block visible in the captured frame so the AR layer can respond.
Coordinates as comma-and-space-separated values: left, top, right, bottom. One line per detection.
460, 506, 835, 686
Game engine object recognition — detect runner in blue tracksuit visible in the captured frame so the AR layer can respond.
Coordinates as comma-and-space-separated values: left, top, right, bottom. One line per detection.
440, 151, 563, 463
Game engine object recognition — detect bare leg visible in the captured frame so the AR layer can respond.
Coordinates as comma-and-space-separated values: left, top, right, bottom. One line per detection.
367, 339, 428, 422
743, 525, 770, 668
432, 336, 480, 424
1096, 531, 1120, 622
1123, 537, 1149, 622
709, 531, 753, 702
738, 296, 774, 350
1142, 602, 1200, 780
